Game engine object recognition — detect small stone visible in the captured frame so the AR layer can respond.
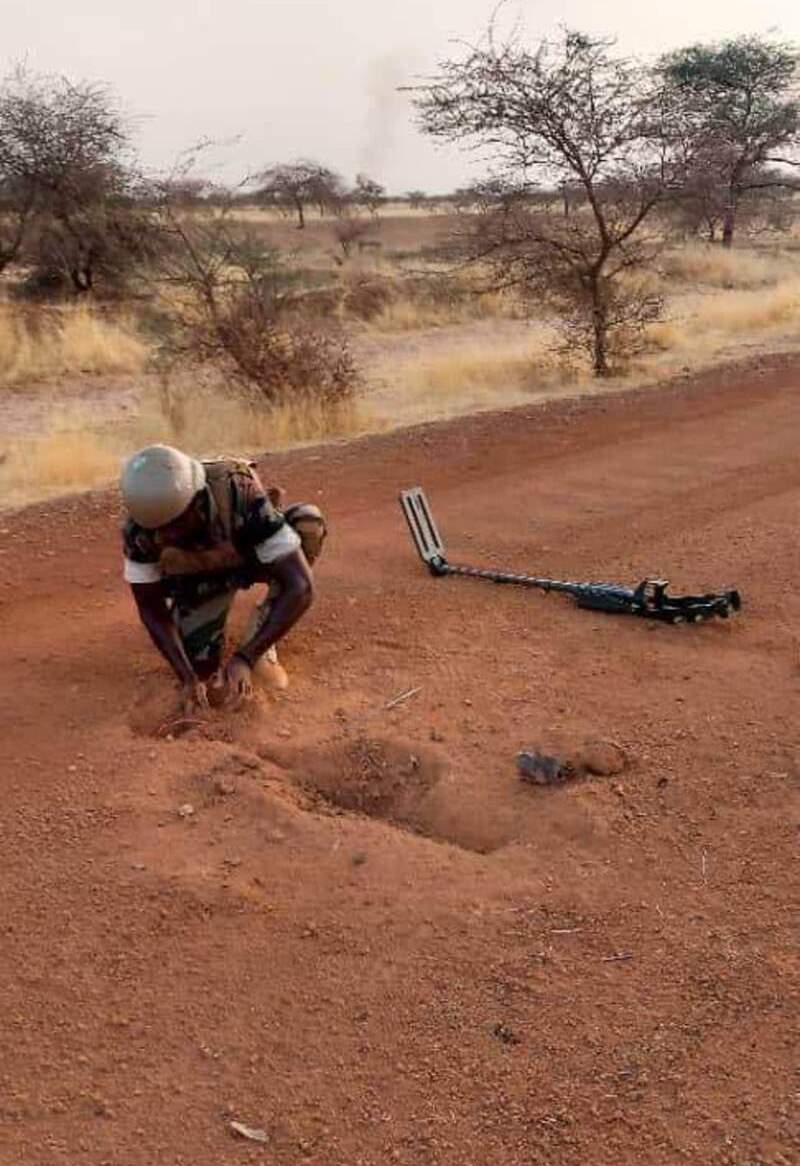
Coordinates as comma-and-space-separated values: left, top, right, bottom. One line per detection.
177, 803, 195, 819
581, 739, 626, 777
351, 851, 368, 866
517, 750, 573, 786
214, 776, 236, 796
232, 753, 260, 771
492, 1022, 521, 1045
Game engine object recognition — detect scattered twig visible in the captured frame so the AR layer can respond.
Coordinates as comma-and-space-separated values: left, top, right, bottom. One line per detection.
601, 953, 634, 962
384, 686, 422, 710
701, 848, 708, 882
550, 928, 583, 935
230, 1120, 268, 1144
156, 717, 203, 739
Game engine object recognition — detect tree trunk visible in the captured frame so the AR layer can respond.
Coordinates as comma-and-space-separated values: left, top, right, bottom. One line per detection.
592, 304, 610, 377
722, 191, 737, 249
295, 199, 305, 229
588, 276, 610, 377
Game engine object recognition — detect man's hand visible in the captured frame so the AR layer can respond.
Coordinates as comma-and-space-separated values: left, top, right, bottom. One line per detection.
226, 655, 254, 704
181, 679, 210, 717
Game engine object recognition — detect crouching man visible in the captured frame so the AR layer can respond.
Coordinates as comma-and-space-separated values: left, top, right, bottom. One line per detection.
120, 444, 325, 714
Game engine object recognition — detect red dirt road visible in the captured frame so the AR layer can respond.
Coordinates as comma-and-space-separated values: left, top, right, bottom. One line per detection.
1, 358, 798, 1165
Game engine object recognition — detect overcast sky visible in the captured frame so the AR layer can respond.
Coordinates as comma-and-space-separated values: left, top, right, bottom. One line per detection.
3, 0, 799, 193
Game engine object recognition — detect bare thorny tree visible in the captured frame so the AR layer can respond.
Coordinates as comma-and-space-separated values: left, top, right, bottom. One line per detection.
412, 28, 689, 375
255, 160, 345, 228
149, 163, 357, 407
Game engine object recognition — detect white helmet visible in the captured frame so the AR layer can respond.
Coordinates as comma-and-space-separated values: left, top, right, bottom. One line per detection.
121, 444, 206, 529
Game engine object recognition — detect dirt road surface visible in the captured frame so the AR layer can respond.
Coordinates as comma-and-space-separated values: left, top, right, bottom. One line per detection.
1, 357, 798, 1165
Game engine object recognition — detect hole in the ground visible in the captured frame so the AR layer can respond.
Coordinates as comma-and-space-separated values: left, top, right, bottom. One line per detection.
285, 736, 508, 854
296, 736, 442, 819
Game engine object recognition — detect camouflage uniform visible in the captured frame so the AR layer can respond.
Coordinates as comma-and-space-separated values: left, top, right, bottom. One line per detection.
122, 458, 324, 675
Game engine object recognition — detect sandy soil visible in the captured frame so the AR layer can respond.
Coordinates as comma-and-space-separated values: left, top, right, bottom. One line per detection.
0, 355, 798, 1165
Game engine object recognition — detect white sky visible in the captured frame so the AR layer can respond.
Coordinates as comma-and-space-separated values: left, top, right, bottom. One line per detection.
2, 1, 799, 193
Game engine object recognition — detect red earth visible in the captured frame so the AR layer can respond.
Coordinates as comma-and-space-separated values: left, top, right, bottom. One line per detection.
1, 355, 798, 1165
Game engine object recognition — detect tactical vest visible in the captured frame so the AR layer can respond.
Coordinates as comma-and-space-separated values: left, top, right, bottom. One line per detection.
157, 458, 258, 579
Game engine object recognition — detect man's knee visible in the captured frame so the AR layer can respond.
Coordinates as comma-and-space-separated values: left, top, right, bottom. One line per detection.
284, 503, 327, 567
298, 569, 315, 612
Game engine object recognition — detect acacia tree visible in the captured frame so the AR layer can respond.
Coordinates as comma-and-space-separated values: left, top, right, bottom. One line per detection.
665, 161, 797, 242
256, 160, 344, 228
0, 67, 141, 292
0, 176, 34, 272
353, 173, 385, 215
406, 189, 427, 209
412, 29, 681, 375
661, 36, 800, 247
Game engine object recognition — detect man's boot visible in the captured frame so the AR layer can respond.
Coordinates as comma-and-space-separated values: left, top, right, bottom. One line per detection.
246, 503, 326, 693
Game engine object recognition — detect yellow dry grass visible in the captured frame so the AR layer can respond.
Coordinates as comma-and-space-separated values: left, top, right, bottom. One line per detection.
0, 424, 123, 503
0, 384, 375, 509
363, 289, 514, 333
661, 244, 796, 289
691, 279, 800, 331
158, 380, 372, 453
648, 277, 800, 354
0, 304, 149, 386
366, 329, 570, 429
4, 235, 800, 509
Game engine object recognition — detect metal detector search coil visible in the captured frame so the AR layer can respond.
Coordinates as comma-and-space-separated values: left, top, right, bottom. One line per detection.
399, 487, 741, 625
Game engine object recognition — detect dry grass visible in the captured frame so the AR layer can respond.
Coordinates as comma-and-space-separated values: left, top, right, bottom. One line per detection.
363, 288, 514, 332
366, 329, 570, 428
0, 304, 149, 386
690, 279, 800, 331
158, 378, 372, 452
0, 381, 375, 509
648, 277, 800, 354
5, 229, 800, 509
1, 333, 560, 506
0, 423, 124, 503
661, 244, 796, 289
230, 209, 456, 257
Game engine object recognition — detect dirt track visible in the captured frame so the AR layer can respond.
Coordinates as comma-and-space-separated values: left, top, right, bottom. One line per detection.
1, 356, 799, 1165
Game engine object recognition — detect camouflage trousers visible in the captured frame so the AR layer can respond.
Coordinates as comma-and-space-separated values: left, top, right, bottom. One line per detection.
169, 504, 325, 678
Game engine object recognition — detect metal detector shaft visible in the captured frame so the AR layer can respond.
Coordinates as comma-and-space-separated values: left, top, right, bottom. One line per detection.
399, 486, 741, 624
435, 559, 632, 601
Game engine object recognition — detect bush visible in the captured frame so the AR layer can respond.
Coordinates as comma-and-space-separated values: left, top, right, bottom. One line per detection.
150, 200, 361, 407
210, 292, 359, 406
